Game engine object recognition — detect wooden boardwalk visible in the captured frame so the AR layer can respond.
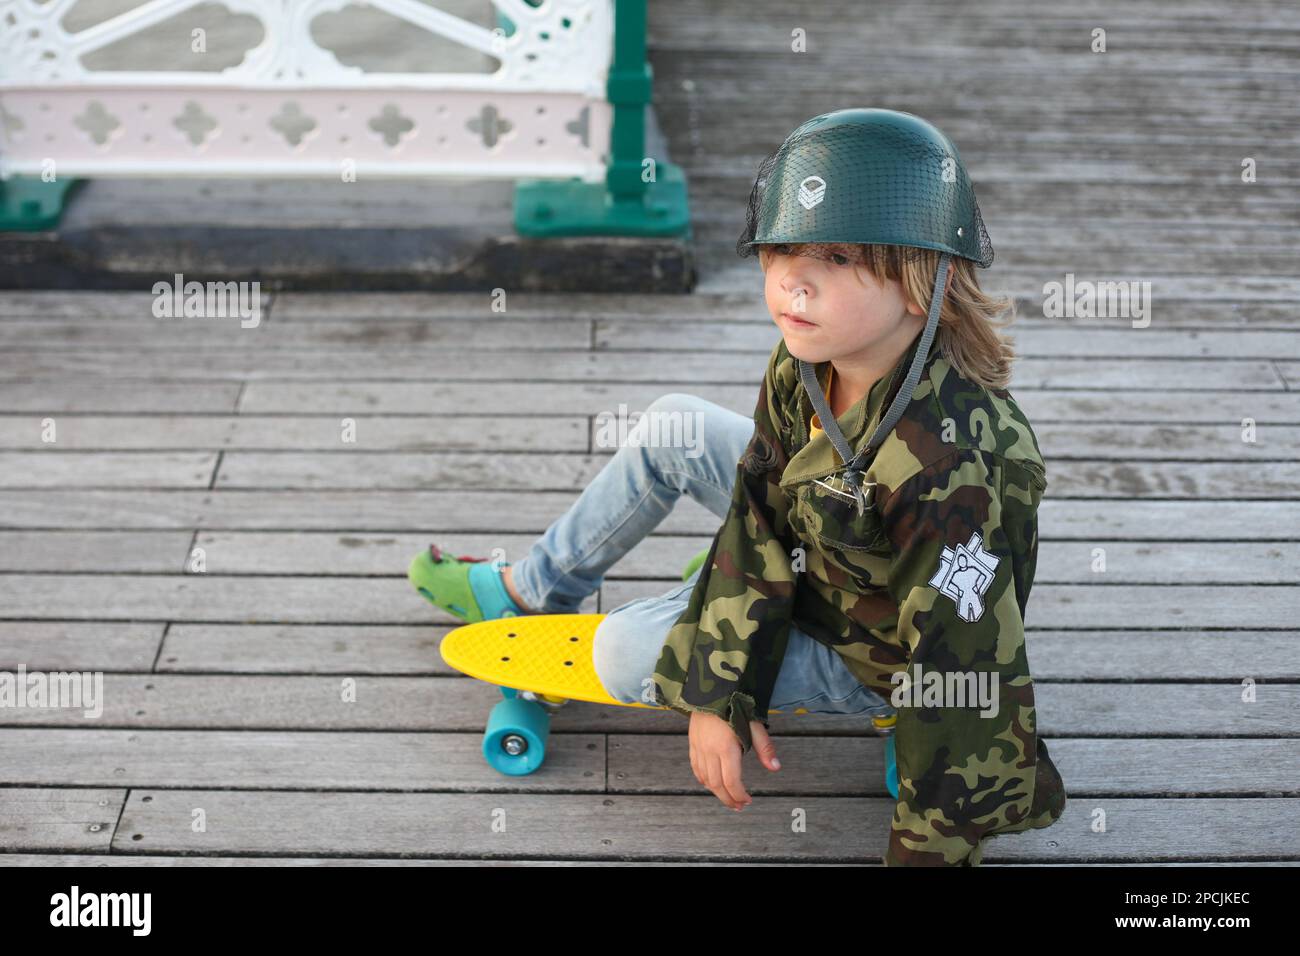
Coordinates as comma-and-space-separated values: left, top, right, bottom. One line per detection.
2, 0, 1299, 864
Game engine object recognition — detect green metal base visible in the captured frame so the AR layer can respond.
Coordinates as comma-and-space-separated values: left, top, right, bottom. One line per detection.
0, 176, 82, 231
514, 161, 690, 238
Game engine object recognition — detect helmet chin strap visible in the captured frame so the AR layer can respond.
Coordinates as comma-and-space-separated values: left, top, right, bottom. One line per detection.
796, 252, 952, 517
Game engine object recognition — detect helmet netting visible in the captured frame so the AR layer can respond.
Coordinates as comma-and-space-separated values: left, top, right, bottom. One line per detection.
737, 121, 995, 269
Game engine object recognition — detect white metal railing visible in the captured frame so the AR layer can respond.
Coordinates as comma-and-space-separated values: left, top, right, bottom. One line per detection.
0, 0, 614, 181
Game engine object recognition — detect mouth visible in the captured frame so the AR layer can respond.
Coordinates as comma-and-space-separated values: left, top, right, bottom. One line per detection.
781, 312, 817, 327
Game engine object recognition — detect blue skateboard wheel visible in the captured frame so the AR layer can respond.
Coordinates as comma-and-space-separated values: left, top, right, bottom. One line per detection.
484, 695, 551, 775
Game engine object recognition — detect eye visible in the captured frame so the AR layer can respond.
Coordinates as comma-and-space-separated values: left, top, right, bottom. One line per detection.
830, 253, 850, 266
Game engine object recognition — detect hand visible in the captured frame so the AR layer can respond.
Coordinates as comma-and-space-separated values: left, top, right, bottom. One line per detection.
688, 712, 781, 811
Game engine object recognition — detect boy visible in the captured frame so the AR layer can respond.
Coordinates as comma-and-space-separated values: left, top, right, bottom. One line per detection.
411, 108, 1066, 866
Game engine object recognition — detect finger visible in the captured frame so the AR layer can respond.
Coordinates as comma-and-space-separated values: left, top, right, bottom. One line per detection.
750, 721, 781, 771
704, 753, 740, 810
719, 748, 752, 809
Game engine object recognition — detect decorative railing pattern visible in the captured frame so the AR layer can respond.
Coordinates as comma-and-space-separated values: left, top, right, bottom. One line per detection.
0, 0, 614, 180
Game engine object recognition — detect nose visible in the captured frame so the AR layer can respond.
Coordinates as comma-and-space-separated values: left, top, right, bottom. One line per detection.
781, 262, 813, 299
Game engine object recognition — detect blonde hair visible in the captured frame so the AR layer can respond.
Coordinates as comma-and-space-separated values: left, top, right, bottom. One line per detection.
759, 243, 1017, 389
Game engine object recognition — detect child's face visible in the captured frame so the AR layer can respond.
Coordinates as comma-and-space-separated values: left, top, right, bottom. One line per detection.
763, 242, 925, 363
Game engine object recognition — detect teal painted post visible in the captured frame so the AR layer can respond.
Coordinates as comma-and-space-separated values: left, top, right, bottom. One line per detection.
604, 0, 652, 208
513, 0, 689, 237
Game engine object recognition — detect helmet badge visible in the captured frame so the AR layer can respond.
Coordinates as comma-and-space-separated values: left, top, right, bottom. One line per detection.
797, 175, 826, 210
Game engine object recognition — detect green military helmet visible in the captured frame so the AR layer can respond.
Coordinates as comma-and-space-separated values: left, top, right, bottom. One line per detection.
738, 108, 993, 268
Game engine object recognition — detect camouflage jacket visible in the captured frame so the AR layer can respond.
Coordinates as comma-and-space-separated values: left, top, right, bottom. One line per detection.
651, 331, 1067, 865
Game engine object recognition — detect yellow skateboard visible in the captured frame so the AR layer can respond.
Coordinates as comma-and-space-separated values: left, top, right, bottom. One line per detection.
441, 613, 898, 788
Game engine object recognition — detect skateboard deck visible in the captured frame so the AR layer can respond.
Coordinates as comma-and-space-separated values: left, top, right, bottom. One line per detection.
441, 613, 638, 708
441, 612, 838, 715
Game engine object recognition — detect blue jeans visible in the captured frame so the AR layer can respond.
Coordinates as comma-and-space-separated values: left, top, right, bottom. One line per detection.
510, 392, 895, 719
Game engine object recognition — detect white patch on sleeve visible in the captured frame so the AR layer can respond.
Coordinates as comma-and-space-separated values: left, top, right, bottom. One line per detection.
927, 531, 1000, 623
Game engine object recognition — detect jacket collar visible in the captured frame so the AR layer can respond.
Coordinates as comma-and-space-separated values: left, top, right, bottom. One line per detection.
782, 329, 939, 489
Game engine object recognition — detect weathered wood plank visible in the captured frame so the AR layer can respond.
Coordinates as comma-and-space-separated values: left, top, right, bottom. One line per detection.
597, 324, 1300, 360
266, 292, 1300, 327
1027, 631, 1300, 680
179, 531, 704, 578
0, 788, 123, 853
109, 789, 898, 858
270, 291, 723, 321
3, 350, 1291, 403
0, 452, 217, 488
0, 489, 720, 533
4, 529, 1277, 587
206, 455, 1300, 494
0, 291, 244, 320
105, 790, 1300, 861
0, 574, 599, 622
1042, 500, 1300, 539
0, 383, 241, 413
754, 147, 1300, 191
661, 51, 1300, 99
692, 154, 1300, 189
0, 573, 605, 623
158, 623, 455, 674
38, 532, 1277, 584
155, 624, 1300, 681
212, 452, 607, 490
697, 186, 1300, 234
243, 356, 1287, 393
1, 491, 1296, 539
4, 616, 1287, 682
592, 421, 1300, 463
698, 263, 1300, 300
0, 532, 193, 572
0, 729, 605, 791
988, 798, 1300, 861
3, 730, 1294, 796
648, 8, 1300, 60
111, 533, 1300, 586
599, 580, 1300, 629
0, 676, 1291, 735
1033, 426, 1300, 460
0, 319, 591, 351
0, 621, 164, 671
0, 415, 588, 452
1044, 461, 1300, 497
5, 379, 1300, 429
682, 101, 1300, 145
12, 451, 1294, 495
1037, 541, 1296, 583
609, 736, 1300, 796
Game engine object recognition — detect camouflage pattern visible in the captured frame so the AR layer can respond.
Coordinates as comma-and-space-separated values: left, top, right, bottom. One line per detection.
652, 332, 1067, 865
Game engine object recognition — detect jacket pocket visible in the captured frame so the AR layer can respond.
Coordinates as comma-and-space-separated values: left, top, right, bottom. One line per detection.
796, 474, 887, 553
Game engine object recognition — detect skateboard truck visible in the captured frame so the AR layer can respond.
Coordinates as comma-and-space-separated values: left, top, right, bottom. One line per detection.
518, 689, 569, 711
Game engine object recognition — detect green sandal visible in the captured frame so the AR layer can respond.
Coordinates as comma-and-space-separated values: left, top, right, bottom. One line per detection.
408, 543, 525, 624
